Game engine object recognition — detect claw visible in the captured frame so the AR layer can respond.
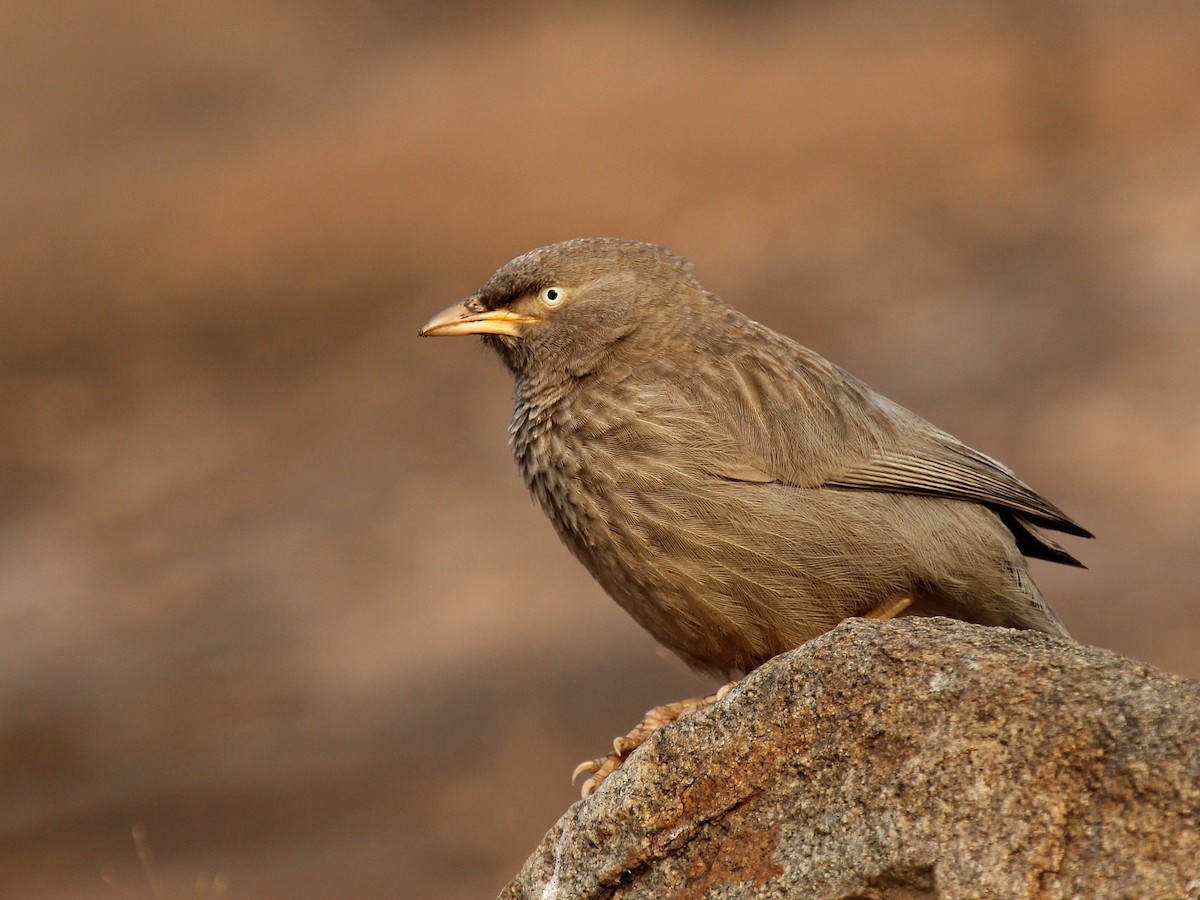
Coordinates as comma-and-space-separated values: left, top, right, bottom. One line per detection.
569, 680, 739, 797
572, 750, 625, 796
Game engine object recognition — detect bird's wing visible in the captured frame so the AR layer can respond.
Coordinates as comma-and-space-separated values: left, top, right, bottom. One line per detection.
694, 339, 1091, 540
823, 433, 1093, 538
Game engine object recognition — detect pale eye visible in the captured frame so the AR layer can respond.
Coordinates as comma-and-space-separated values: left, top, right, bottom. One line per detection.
539, 286, 566, 308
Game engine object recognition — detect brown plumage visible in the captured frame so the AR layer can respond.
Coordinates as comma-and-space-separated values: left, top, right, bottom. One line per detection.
420, 238, 1091, 677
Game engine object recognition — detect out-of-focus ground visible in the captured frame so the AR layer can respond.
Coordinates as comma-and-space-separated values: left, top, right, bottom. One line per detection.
2, 2, 1197, 897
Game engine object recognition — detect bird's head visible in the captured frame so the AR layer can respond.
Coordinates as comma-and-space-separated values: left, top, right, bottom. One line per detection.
419, 238, 704, 380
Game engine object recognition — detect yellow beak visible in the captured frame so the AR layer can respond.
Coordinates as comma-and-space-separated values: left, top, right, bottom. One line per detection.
418, 297, 541, 338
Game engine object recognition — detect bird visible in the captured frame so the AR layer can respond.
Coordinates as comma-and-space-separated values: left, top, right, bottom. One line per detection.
419, 237, 1091, 794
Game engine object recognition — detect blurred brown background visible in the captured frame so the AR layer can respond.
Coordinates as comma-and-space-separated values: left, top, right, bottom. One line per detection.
2, 1, 1198, 897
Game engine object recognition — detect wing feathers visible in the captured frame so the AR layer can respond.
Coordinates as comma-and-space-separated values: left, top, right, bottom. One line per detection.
825, 447, 1093, 538
694, 336, 1092, 555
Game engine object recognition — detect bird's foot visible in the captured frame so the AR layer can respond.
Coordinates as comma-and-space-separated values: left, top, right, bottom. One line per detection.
572, 681, 735, 797
862, 594, 913, 621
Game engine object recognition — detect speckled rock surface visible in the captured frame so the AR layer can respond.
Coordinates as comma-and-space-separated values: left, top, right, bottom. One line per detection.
501, 618, 1200, 899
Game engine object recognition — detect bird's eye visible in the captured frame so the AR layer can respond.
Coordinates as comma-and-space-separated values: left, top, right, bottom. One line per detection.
539, 286, 566, 308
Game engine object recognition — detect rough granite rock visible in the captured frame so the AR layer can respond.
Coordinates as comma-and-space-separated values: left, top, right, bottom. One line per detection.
501, 617, 1200, 899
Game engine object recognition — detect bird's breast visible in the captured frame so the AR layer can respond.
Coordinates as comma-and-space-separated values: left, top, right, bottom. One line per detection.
509, 383, 662, 556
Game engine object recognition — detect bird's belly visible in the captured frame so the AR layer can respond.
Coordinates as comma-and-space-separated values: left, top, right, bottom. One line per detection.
516, 427, 1041, 674
521, 447, 852, 672
577, 478, 861, 672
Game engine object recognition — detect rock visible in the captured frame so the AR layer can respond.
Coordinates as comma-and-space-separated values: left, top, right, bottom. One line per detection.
500, 617, 1200, 899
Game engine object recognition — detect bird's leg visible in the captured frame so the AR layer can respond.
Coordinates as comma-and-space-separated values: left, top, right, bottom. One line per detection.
862, 594, 913, 621
572, 681, 735, 797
